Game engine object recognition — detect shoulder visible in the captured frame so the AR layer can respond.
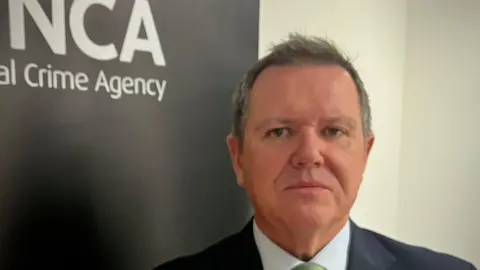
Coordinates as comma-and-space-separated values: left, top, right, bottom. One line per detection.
364, 228, 476, 269
152, 232, 241, 270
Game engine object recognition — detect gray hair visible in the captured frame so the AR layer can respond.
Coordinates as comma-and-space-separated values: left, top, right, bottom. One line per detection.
231, 33, 372, 144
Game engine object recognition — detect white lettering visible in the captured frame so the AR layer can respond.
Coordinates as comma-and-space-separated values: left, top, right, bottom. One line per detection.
8, 0, 166, 66
9, 0, 66, 54
94, 70, 166, 101
146, 79, 157, 96
156, 80, 167, 101
24, 63, 39, 87
24, 63, 90, 90
123, 76, 134, 94
0, 59, 16, 86
110, 75, 122, 99
52, 68, 75, 89
70, 0, 118, 61
134, 77, 145, 94
75, 73, 89, 91
41, 64, 52, 87
0, 65, 10, 86
11, 59, 17, 85
120, 0, 166, 66
94, 70, 111, 93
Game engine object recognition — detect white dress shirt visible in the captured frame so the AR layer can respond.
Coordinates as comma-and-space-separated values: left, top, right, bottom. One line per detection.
253, 219, 351, 270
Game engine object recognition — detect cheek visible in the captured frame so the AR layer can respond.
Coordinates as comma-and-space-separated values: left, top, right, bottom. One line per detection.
325, 144, 366, 196
243, 145, 291, 195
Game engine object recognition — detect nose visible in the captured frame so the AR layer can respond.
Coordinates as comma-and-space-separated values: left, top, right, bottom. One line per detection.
291, 129, 325, 169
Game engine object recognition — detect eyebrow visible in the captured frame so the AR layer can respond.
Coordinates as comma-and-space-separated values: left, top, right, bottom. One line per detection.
254, 118, 297, 131
254, 116, 358, 131
329, 116, 358, 130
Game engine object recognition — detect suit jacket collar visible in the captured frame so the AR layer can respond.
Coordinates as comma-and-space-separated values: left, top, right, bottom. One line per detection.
236, 218, 396, 270
235, 218, 263, 270
347, 220, 396, 270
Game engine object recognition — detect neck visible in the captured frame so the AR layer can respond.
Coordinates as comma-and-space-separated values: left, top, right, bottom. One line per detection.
255, 215, 349, 260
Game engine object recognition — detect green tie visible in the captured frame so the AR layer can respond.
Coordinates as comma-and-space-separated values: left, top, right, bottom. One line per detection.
291, 262, 326, 270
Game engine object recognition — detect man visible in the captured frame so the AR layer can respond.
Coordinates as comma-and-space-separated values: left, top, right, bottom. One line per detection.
155, 34, 476, 270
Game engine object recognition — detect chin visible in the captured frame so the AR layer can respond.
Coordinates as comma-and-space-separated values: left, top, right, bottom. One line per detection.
283, 205, 335, 229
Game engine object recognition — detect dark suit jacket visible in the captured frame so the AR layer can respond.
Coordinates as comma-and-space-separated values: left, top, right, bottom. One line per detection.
154, 219, 476, 270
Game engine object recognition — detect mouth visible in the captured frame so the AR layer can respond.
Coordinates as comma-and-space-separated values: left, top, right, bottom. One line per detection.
285, 181, 329, 191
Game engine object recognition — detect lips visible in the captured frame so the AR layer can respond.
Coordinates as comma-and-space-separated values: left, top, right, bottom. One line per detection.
285, 181, 328, 190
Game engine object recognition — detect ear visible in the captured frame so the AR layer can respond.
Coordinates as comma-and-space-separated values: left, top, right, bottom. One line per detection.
363, 134, 375, 169
226, 134, 245, 187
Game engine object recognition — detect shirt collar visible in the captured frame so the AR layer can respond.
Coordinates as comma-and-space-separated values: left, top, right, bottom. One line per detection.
253, 219, 351, 270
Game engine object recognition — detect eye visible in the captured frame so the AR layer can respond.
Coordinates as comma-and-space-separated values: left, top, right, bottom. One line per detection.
265, 127, 291, 138
322, 127, 346, 138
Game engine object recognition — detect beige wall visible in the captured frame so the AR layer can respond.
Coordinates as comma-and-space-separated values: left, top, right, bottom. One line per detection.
398, 0, 480, 266
260, 0, 478, 266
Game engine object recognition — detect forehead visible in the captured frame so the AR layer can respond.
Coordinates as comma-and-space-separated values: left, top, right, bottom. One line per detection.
248, 65, 360, 120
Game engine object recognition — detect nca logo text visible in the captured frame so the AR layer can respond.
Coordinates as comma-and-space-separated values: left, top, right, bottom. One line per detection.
8, 0, 166, 66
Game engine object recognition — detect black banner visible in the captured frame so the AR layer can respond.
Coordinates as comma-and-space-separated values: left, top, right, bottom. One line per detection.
0, 0, 259, 269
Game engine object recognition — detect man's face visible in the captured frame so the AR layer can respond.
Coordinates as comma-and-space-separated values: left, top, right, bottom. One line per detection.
227, 65, 374, 230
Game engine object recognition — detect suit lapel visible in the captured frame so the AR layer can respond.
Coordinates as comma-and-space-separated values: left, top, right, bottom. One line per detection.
231, 219, 263, 270
347, 221, 396, 270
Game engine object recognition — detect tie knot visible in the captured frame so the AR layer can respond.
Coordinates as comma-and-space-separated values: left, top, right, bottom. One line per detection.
291, 262, 326, 270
